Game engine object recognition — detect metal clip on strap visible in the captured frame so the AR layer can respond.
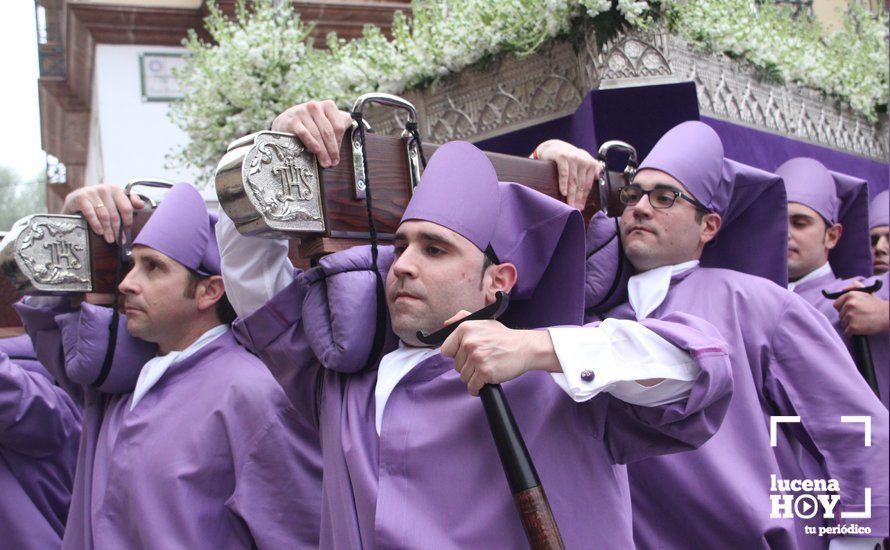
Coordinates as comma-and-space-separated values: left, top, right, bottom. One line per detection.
350, 93, 424, 200
596, 140, 638, 217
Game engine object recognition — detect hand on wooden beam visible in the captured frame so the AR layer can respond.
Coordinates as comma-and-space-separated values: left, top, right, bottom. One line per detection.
62, 184, 145, 244
271, 100, 353, 168
532, 140, 603, 211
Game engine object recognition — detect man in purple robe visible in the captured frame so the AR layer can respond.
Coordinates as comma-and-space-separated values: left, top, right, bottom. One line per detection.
15, 183, 322, 549
554, 124, 888, 548
218, 101, 736, 548
870, 190, 889, 275
777, 158, 889, 408
0, 334, 80, 549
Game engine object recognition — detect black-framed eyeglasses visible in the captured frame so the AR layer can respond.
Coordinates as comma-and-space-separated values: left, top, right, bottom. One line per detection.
618, 184, 709, 211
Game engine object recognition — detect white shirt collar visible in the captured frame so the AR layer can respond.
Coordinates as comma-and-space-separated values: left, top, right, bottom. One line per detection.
627, 260, 699, 321
787, 262, 832, 291
374, 341, 439, 435
130, 324, 229, 411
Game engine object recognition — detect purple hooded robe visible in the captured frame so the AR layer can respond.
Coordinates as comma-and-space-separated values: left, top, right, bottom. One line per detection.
586, 123, 889, 549
779, 158, 890, 409
15, 183, 322, 549
0, 335, 80, 549
230, 142, 735, 548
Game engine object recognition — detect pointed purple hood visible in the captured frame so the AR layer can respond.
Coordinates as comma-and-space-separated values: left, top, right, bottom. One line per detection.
401, 141, 586, 327
637, 121, 729, 215
870, 190, 889, 230
777, 157, 873, 278
133, 183, 220, 276
637, 121, 787, 283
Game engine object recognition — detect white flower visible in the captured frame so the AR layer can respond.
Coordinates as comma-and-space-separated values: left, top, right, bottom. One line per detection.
169, 0, 888, 182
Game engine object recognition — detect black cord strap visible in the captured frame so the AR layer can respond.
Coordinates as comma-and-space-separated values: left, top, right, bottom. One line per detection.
351, 112, 388, 371
405, 120, 428, 168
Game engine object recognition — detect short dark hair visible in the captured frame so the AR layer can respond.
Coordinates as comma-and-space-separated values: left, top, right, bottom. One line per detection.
479, 253, 496, 289
184, 270, 237, 324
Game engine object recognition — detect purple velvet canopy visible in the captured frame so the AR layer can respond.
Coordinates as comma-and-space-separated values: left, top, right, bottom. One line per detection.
133, 183, 221, 276
478, 83, 888, 196
402, 141, 586, 328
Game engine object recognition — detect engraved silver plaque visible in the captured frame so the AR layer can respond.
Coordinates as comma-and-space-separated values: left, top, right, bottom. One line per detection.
0, 214, 92, 294
216, 131, 325, 238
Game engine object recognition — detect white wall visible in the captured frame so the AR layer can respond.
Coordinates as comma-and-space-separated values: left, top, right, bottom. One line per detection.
89, 44, 213, 199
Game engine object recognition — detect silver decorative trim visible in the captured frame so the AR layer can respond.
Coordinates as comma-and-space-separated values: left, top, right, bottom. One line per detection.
215, 131, 325, 238
1, 215, 93, 294
366, 25, 886, 162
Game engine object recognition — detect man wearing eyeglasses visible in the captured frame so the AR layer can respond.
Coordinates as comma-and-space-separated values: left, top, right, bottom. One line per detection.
537, 123, 888, 549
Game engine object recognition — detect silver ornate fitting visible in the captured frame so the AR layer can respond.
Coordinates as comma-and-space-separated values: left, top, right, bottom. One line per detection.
0, 214, 92, 294
216, 131, 324, 238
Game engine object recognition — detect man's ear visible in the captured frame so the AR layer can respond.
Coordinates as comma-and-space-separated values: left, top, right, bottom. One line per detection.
825, 223, 843, 251
196, 275, 226, 312
700, 213, 722, 245
485, 262, 518, 302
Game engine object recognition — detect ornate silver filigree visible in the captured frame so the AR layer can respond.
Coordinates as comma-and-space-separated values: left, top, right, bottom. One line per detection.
12, 215, 91, 293
216, 131, 325, 238
242, 133, 323, 228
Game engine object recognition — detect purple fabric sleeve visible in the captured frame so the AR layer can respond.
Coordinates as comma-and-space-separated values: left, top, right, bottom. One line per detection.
585, 212, 632, 315
769, 293, 889, 537
232, 272, 324, 428
14, 299, 83, 404
54, 303, 155, 394
0, 351, 81, 458
602, 311, 733, 464
0, 335, 45, 377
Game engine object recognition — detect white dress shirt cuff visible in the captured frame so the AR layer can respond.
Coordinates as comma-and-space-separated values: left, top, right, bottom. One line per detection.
547, 319, 700, 406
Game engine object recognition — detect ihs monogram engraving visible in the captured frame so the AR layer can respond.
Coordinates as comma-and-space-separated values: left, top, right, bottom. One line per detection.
243, 133, 324, 230
16, 217, 91, 290
270, 147, 314, 202
44, 239, 83, 269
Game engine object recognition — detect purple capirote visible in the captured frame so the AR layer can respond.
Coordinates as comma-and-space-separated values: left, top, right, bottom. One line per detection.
401, 140, 587, 328
777, 157, 840, 223
590, 120, 787, 303
637, 120, 730, 215
132, 183, 220, 276
777, 157, 873, 278
871, 190, 889, 230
